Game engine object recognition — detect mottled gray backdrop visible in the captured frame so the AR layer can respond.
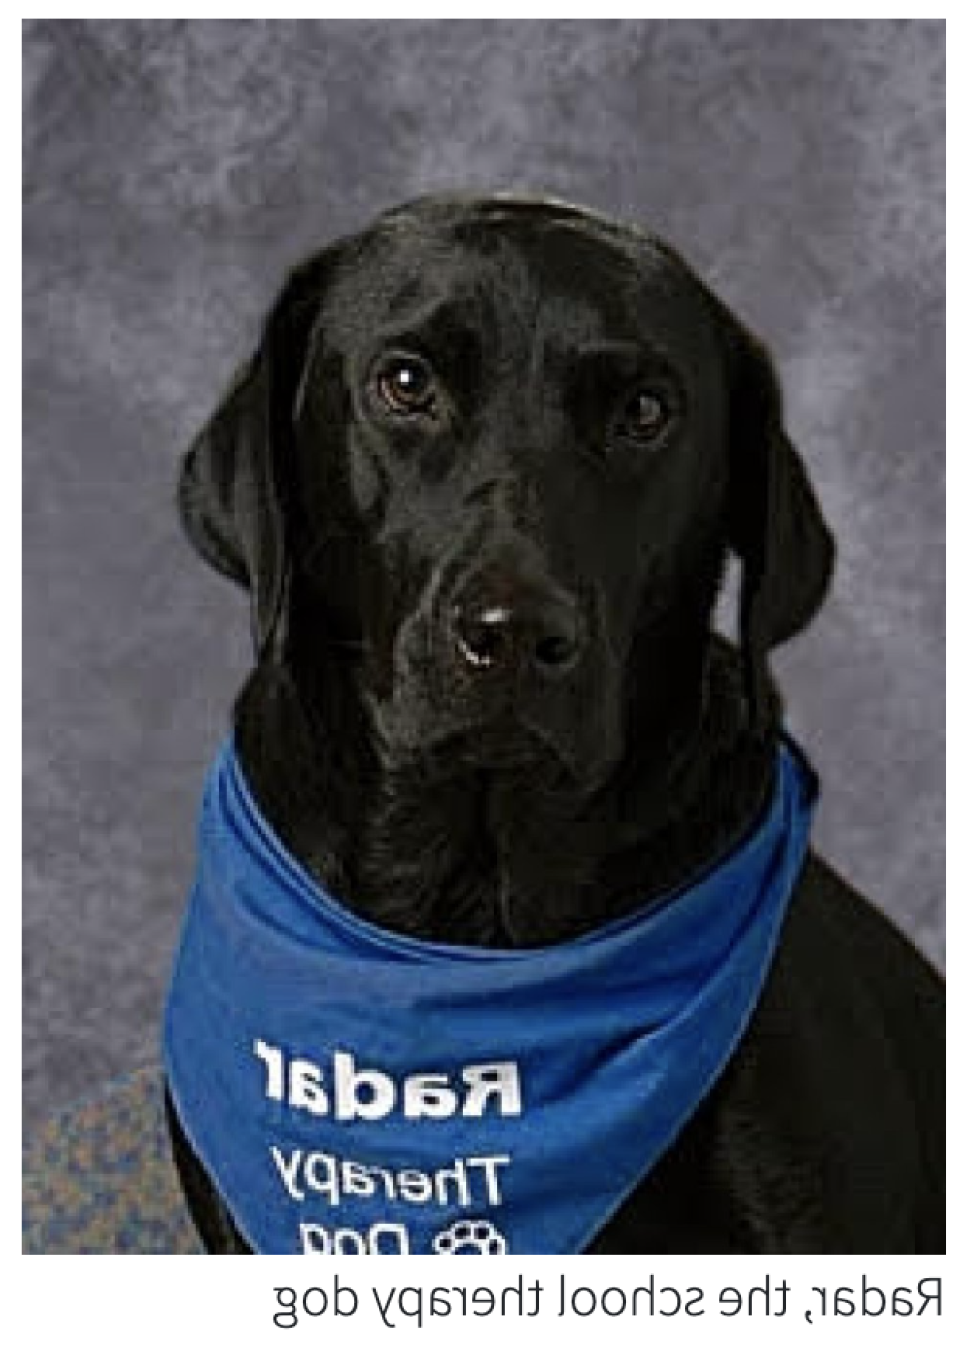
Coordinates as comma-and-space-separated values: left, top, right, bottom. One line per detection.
23, 20, 944, 1132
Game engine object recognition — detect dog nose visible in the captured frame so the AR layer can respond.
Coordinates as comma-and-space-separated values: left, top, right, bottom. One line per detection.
451, 581, 582, 677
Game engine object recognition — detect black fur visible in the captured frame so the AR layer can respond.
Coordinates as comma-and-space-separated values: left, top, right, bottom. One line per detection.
168, 195, 943, 1253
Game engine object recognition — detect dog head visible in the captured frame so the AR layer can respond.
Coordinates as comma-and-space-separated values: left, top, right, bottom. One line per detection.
179, 194, 833, 796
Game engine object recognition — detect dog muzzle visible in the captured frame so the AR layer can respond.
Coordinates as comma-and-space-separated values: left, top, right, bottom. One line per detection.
163, 735, 816, 1254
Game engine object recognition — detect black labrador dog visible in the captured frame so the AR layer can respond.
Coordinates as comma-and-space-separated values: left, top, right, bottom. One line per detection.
167, 194, 944, 1253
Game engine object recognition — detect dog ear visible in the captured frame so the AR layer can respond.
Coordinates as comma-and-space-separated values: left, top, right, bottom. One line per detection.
177, 256, 331, 658
722, 317, 835, 718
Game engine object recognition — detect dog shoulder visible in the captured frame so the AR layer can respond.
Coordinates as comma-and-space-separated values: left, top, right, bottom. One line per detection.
722, 852, 945, 1250
786, 854, 944, 1022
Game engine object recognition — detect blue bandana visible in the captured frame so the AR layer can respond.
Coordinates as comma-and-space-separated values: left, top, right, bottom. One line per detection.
163, 737, 815, 1255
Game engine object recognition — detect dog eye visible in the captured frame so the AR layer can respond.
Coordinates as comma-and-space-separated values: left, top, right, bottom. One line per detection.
617, 389, 671, 444
376, 355, 437, 416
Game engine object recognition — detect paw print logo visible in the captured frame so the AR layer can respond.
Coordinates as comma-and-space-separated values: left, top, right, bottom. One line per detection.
432, 1219, 508, 1255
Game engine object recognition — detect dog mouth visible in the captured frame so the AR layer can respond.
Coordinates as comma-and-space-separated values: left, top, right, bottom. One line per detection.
438, 715, 576, 779
366, 621, 621, 790
369, 688, 615, 795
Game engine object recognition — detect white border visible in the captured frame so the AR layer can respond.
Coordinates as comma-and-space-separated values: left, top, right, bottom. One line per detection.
14, 8, 950, 1338
10, 5, 958, 18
